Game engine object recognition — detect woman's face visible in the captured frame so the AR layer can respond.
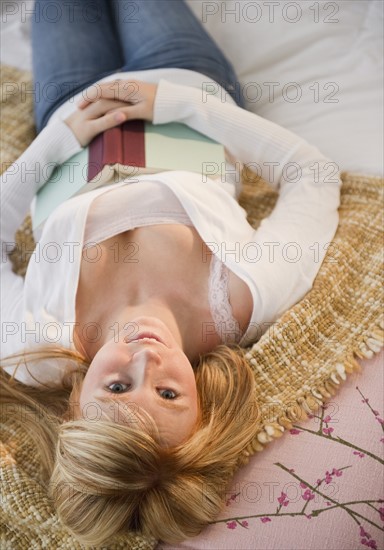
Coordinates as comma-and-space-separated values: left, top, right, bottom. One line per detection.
78, 317, 199, 447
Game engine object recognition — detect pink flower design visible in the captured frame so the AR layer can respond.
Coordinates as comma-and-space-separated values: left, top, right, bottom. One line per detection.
288, 468, 295, 473
227, 521, 237, 530
226, 493, 239, 506
240, 520, 249, 528
316, 478, 323, 486
361, 538, 378, 549
372, 410, 379, 416
305, 514, 313, 519
353, 451, 365, 458
360, 526, 370, 539
379, 507, 384, 521
277, 492, 289, 507
308, 414, 314, 419
325, 471, 333, 484
376, 417, 384, 425
300, 482, 308, 489
380, 437, 384, 443
261, 517, 271, 523
331, 468, 343, 477
360, 525, 378, 548
323, 427, 334, 435
325, 502, 332, 506
302, 489, 315, 501
324, 415, 332, 423
362, 398, 369, 403
289, 429, 302, 435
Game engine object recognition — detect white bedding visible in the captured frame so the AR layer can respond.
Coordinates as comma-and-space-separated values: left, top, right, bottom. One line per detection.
1, 0, 383, 176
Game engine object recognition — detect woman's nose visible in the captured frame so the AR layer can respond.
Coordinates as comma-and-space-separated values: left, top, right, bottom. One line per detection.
127, 347, 162, 387
130, 346, 162, 368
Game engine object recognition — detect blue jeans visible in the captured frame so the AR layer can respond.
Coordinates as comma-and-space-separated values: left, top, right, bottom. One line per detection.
31, 0, 245, 133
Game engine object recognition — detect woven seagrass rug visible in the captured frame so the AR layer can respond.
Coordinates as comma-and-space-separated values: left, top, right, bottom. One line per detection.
1, 63, 383, 549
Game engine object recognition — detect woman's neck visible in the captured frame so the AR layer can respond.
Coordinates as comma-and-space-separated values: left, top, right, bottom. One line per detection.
79, 295, 216, 365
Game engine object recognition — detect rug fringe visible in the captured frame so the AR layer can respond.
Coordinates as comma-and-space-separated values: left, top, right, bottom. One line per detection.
354, 318, 384, 359
237, 319, 384, 467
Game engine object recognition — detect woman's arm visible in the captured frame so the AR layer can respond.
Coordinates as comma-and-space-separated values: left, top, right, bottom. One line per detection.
1, 119, 83, 247
152, 79, 342, 329
1, 95, 139, 253
0, 119, 83, 352
152, 78, 341, 192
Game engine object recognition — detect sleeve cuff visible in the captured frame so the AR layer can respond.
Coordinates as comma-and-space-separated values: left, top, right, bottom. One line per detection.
40, 118, 84, 166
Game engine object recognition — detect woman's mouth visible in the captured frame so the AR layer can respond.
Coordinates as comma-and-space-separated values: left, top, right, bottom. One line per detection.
124, 332, 165, 345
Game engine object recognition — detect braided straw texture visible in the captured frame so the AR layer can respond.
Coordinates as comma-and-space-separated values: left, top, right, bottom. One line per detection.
1, 64, 383, 547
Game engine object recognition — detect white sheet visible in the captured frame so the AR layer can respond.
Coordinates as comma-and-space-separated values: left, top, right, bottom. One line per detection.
1, 0, 383, 175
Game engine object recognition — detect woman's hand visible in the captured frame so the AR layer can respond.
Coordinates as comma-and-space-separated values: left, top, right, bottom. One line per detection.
63, 98, 131, 147
64, 79, 158, 147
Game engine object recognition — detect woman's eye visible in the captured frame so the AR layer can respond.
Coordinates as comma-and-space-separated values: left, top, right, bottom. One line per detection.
159, 389, 178, 400
107, 382, 128, 393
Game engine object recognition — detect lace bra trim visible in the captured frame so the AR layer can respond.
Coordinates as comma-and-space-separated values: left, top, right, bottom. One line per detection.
208, 254, 243, 344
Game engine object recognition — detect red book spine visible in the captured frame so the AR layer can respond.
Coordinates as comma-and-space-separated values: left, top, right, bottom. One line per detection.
87, 126, 123, 182
103, 126, 123, 165
122, 120, 146, 168
87, 121, 146, 182
87, 131, 104, 182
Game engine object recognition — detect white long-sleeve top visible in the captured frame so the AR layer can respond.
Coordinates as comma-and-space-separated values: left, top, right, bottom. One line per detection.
1, 68, 342, 387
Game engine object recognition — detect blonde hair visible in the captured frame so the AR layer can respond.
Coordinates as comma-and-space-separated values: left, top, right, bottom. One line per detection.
1, 344, 261, 546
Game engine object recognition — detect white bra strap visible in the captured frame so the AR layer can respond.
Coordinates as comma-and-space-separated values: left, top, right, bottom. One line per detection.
208, 253, 242, 344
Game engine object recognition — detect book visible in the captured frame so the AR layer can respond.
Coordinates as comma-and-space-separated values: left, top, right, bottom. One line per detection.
31, 120, 226, 233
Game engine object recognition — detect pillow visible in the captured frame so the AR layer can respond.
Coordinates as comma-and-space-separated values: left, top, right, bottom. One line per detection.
186, 0, 383, 176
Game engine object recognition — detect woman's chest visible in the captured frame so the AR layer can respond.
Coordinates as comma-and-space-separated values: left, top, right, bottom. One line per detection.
75, 224, 253, 335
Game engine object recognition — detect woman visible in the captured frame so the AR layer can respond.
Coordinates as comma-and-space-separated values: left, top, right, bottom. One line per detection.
0, 0, 342, 546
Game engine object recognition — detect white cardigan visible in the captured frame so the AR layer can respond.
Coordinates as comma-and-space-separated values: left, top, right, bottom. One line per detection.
1, 70, 341, 386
